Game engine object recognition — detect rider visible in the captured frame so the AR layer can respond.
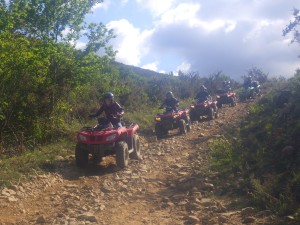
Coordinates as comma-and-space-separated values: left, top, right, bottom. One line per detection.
223, 80, 232, 93
160, 91, 179, 112
89, 92, 124, 128
243, 76, 253, 89
195, 85, 211, 102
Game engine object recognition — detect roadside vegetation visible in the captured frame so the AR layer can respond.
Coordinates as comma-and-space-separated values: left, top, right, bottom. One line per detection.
210, 72, 300, 221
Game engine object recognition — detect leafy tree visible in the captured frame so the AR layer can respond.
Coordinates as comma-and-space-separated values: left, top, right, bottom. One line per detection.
207, 71, 232, 93
0, 0, 8, 31
0, 0, 120, 151
244, 67, 268, 84
4, 0, 103, 42
283, 8, 300, 44
84, 22, 116, 56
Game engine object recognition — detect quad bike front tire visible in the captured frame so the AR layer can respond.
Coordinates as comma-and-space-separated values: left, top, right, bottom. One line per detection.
233, 97, 237, 106
179, 119, 187, 134
184, 116, 192, 132
116, 141, 129, 168
208, 107, 215, 120
230, 97, 235, 107
215, 107, 219, 119
75, 144, 89, 168
92, 153, 102, 164
130, 134, 141, 160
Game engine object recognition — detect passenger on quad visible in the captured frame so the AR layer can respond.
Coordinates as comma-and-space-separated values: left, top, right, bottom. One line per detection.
89, 92, 124, 128
223, 81, 232, 93
160, 91, 179, 112
195, 85, 212, 102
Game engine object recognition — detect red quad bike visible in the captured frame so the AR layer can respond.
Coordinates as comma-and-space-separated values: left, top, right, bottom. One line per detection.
216, 90, 237, 108
190, 99, 219, 122
154, 107, 191, 138
75, 118, 141, 169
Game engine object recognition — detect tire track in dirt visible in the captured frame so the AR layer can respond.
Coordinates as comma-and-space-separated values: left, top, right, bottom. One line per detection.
0, 100, 278, 225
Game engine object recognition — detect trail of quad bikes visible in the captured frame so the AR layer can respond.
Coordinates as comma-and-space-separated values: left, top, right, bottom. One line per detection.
0, 99, 280, 225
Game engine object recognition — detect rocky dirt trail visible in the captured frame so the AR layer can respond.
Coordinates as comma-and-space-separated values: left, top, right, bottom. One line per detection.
0, 101, 278, 225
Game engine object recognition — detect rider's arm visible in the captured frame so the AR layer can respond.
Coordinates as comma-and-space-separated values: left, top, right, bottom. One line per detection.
114, 102, 124, 116
90, 104, 104, 118
159, 100, 166, 109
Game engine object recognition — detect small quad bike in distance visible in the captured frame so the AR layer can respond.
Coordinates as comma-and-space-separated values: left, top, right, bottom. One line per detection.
190, 99, 219, 121
75, 118, 141, 168
240, 85, 262, 102
216, 90, 237, 108
154, 108, 191, 138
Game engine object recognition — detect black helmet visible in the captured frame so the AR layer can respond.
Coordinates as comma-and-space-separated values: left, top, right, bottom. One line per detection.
104, 92, 114, 100
166, 91, 174, 98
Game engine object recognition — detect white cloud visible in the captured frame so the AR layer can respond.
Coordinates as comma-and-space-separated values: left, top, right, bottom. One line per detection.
136, 0, 176, 17
142, 62, 158, 71
75, 41, 87, 50
92, 0, 111, 11
158, 3, 237, 33
243, 19, 285, 43
107, 19, 153, 66
121, 0, 129, 5
174, 61, 191, 75
158, 3, 200, 25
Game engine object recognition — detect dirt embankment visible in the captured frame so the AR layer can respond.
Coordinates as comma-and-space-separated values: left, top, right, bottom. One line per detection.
0, 101, 278, 225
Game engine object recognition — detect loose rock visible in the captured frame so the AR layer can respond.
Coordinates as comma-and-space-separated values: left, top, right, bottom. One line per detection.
36, 216, 46, 224
243, 216, 256, 224
241, 207, 255, 218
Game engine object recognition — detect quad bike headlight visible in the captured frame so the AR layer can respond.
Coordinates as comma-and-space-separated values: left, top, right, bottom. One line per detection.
155, 117, 161, 121
106, 134, 117, 141
191, 105, 195, 108
78, 134, 87, 142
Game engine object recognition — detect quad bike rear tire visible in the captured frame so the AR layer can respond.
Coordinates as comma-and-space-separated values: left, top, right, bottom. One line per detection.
75, 144, 89, 168
116, 141, 129, 168
131, 134, 141, 160
208, 107, 215, 120
179, 119, 187, 134
190, 110, 198, 122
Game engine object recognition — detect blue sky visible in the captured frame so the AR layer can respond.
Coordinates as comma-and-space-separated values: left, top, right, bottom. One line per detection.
83, 0, 300, 79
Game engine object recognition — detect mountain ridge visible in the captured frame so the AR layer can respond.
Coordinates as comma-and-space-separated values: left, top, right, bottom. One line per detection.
111, 61, 169, 77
